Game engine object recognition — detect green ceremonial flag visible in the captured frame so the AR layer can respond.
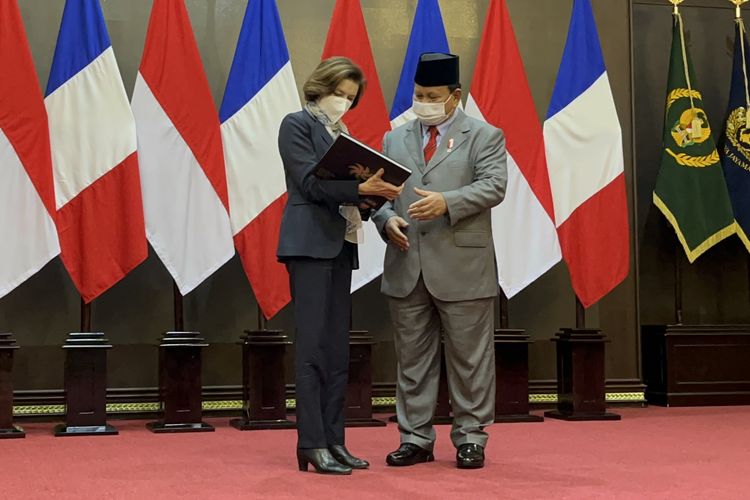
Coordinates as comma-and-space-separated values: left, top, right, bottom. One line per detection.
653, 13, 737, 262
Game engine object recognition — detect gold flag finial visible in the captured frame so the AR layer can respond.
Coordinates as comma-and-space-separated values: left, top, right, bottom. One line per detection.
670, 0, 685, 14
730, 0, 749, 19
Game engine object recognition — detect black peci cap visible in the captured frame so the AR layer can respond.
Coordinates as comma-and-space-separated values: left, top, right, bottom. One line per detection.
414, 52, 460, 87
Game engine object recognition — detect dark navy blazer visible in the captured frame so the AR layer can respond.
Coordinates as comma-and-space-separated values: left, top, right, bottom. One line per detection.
276, 110, 361, 261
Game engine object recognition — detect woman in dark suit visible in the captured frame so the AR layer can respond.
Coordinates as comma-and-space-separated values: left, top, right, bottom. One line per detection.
277, 57, 402, 475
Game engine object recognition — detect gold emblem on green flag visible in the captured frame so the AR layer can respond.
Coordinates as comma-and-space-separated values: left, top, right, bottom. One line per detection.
653, 5, 738, 262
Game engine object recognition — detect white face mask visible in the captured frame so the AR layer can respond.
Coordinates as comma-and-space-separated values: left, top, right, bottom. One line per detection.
412, 95, 454, 126
318, 95, 352, 124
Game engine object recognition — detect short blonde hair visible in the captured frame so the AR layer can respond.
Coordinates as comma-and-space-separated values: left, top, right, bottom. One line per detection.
303, 57, 367, 109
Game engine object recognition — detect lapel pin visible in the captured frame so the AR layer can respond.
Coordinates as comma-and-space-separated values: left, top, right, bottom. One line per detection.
447, 138, 454, 152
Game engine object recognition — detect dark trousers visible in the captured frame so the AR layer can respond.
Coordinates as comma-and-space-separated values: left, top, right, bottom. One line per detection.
286, 244, 353, 449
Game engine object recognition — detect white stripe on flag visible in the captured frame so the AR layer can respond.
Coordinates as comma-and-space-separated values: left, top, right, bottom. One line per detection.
544, 73, 623, 228
390, 108, 416, 130
45, 47, 137, 209
466, 94, 561, 297
0, 129, 60, 298
493, 152, 562, 296
351, 223, 386, 292
221, 62, 299, 235
132, 74, 234, 294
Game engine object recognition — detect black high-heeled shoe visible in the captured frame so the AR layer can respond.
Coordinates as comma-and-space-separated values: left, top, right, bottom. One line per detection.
297, 448, 352, 475
329, 444, 369, 469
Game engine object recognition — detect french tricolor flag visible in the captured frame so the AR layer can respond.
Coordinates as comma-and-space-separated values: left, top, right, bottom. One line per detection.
390, 0, 450, 129
0, 0, 60, 299
543, 0, 629, 307
132, 0, 234, 296
45, 0, 147, 302
220, 0, 301, 319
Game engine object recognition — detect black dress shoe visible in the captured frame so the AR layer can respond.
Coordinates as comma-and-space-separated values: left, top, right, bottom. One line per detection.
386, 442, 434, 466
456, 443, 485, 469
297, 448, 352, 475
329, 445, 369, 469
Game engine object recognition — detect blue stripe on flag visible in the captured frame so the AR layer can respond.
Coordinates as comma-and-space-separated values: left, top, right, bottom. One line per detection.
721, 23, 750, 243
390, 0, 450, 120
546, 0, 606, 119
220, 0, 290, 123
46, 0, 111, 96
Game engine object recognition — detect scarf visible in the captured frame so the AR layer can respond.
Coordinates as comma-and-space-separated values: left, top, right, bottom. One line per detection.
305, 100, 363, 245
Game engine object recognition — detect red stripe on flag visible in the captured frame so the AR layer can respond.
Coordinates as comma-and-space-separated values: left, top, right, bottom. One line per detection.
556, 173, 630, 308
322, 0, 391, 150
57, 153, 147, 302
470, 0, 555, 221
234, 194, 290, 319
0, 0, 56, 217
139, 0, 229, 211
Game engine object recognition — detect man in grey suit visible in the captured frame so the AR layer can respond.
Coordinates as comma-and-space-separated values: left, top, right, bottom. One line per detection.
373, 53, 507, 469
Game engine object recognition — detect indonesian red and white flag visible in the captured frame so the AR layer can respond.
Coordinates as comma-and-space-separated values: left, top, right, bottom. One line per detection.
45, 0, 147, 302
0, 0, 60, 299
132, 0, 234, 295
465, 0, 562, 297
220, 0, 299, 319
322, 0, 392, 292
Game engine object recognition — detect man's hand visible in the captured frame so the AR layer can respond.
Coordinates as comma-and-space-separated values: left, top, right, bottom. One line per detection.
358, 168, 403, 200
385, 216, 409, 251
407, 188, 447, 221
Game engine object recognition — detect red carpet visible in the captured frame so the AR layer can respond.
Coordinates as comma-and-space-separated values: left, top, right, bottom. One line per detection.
2, 406, 750, 499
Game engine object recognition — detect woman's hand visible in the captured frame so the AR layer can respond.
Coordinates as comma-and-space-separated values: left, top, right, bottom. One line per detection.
358, 168, 403, 200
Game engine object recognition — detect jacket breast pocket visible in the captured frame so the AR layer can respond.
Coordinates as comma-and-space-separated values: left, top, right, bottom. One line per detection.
454, 230, 488, 248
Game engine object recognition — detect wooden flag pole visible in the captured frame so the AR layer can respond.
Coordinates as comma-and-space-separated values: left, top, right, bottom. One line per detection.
674, 242, 684, 325
498, 290, 509, 329
257, 304, 266, 331
173, 281, 184, 331
730, 0, 750, 317
669, 0, 686, 326
575, 297, 586, 329
80, 298, 92, 333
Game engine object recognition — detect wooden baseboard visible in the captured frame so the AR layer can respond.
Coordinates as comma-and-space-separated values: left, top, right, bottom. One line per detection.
10, 380, 645, 419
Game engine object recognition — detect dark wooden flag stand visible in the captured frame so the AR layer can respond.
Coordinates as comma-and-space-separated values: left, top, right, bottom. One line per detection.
55, 301, 118, 436
345, 330, 386, 427
147, 283, 214, 433
641, 241, 750, 406
545, 298, 620, 421
494, 292, 543, 423
0, 333, 24, 439
432, 342, 453, 424
231, 307, 295, 430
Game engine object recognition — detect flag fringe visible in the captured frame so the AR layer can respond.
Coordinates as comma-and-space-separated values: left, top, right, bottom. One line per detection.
736, 224, 750, 254
653, 193, 738, 263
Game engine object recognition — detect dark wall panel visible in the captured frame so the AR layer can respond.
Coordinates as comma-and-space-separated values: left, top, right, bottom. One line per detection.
3, 0, 638, 394
634, 0, 750, 327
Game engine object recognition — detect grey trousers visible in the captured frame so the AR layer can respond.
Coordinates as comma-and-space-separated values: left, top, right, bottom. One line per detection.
388, 277, 496, 450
